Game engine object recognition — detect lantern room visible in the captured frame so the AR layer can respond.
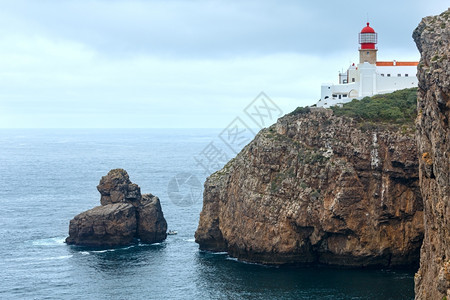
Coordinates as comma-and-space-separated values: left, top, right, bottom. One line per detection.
359, 22, 378, 49
359, 22, 378, 64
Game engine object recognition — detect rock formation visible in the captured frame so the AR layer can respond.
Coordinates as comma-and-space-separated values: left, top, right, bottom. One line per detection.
413, 9, 450, 299
195, 108, 423, 267
66, 169, 167, 247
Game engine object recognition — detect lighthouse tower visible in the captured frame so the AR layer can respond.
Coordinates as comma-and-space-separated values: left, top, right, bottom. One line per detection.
359, 22, 378, 64
315, 20, 418, 108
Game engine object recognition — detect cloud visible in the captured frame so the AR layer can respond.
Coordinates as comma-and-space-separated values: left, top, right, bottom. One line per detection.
0, 33, 351, 127
2, 0, 445, 58
0, 0, 448, 128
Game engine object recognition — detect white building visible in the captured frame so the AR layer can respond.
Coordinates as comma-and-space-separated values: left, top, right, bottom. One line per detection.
316, 22, 418, 108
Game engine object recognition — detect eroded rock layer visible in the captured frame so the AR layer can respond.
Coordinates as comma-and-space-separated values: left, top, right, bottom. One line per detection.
66, 169, 167, 247
413, 9, 450, 300
196, 109, 423, 267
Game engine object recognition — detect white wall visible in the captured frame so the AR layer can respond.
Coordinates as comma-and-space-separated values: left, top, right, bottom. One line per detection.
320, 83, 333, 100
376, 75, 418, 94
318, 82, 358, 108
376, 65, 417, 77
358, 62, 376, 97
316, 63, 418, 108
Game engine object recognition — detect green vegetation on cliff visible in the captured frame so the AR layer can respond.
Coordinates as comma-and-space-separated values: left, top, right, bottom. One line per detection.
331, 88, 417, 125
289, 106, 310, 116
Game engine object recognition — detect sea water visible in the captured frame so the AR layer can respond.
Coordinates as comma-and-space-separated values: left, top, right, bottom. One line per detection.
0, 129, 415, 299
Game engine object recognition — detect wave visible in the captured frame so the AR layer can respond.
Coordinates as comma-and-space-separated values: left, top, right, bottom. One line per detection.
6, 255, 73, 263
91, 249, 109, 253
90, 244, 137, 253
42, 255, 73, 261
72, 242, 164, 255
225, 256, 273, 267
153, 242, 162, 246
200, 250, 228, 255
140, 242, 161, 246
31, 237, 66, 246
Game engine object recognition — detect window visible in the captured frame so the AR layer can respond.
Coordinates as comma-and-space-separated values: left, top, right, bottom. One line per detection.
338, 95, 342, 99
381, 74, 384, 77
343, 94, 347, 98
398, 74, 401, 77
405, 74, 409, 77
352, 78, 355, 82
324, 96, 329, 99
387, 74, 391, 77
332, 94, 337, 98
366, 51, 369, 55
359, 33, 377, 43
328, 87, 331, 89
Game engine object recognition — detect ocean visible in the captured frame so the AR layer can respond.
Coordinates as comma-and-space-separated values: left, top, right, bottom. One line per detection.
0, 129, 415, 299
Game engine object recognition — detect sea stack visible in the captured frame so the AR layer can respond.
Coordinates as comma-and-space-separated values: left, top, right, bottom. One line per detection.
413, 9, 450, 300
66, 169, 167, 247
195, 102, 424, 267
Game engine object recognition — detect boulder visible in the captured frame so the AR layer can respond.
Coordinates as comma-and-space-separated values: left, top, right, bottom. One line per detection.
66, 203, 136, 247
66, 169, 167, 247
137, 194, 168, 244
97, 168, 141, 206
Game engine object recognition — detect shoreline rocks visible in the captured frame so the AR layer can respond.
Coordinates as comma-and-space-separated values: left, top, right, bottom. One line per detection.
66, 169, 167, 247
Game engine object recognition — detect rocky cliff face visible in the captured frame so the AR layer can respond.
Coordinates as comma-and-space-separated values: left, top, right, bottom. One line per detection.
195, 109, 423, 267
66, 169, 167, 247
413, 9, 450, 299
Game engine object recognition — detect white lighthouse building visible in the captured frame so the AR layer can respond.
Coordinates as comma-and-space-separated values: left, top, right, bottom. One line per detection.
316, 22, 418, 108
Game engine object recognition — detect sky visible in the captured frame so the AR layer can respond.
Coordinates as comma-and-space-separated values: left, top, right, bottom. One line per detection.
0, 0, 448, 128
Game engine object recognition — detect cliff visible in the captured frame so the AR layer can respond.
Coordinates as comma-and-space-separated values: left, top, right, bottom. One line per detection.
66, 169, 167, 247
413, 9, 450, 299
195, 95, 424, 267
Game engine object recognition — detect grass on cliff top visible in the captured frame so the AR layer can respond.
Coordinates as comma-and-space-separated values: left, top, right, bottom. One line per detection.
288, 106, 311, 116
287, 88, 417, 127
331, 88, 417, 125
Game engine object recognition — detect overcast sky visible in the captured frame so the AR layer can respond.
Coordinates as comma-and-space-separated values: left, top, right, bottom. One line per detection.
0, 1, 447, 128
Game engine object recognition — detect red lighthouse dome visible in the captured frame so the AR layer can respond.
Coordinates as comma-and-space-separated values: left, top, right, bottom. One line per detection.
359, 22, 377, 49
361, 22, 375, 33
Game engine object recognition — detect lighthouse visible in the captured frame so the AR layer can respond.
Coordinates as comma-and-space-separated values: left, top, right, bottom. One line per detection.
315, 21, 419, 108
359, 22, 378, 64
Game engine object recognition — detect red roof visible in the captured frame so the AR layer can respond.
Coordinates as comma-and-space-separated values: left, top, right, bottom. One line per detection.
361, 22, 375, 33
376, 61, 419, 66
